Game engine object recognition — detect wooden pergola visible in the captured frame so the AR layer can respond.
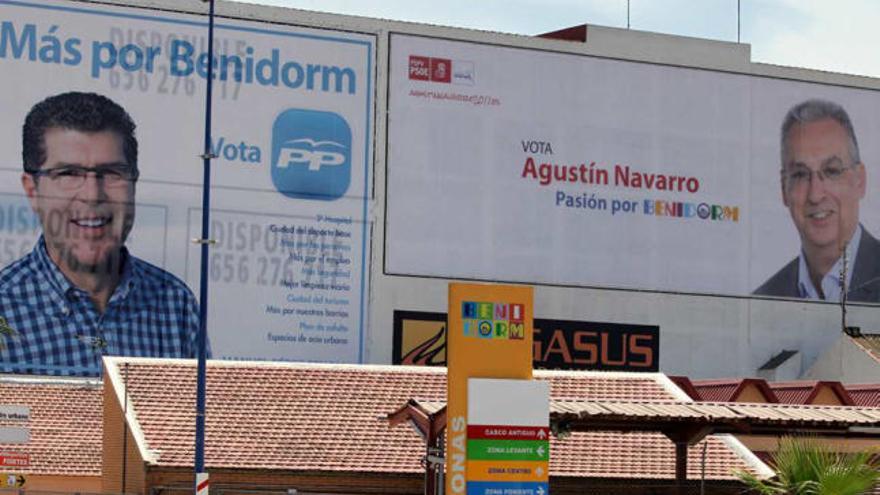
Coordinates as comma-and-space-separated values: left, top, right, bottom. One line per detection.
389, 399, 880, 495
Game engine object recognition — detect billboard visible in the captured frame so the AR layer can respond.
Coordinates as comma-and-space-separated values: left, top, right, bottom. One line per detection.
0, 0, 374, 375
393, 310, 659, 371
386, 34, 880, 304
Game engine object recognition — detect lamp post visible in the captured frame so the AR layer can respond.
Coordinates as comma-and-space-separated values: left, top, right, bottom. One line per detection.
194, 0, 217, 490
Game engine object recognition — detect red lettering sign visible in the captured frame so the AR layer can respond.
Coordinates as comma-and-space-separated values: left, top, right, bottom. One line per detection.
0, 453, 29, 468
409, 55, 430, 81
467, 425, 549, 440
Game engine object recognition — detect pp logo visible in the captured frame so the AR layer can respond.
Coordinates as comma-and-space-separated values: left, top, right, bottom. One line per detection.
272, 108, 352, 201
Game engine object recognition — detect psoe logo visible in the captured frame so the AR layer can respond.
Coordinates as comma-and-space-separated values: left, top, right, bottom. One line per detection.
271, 108, 352, 201
409, 54, 475, 86
409, 55, 430, 81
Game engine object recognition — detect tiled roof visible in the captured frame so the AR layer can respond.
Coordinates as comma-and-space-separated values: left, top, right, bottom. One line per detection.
769, 381, 854, 406
551, 400, 880, 427
847, 385, 880, 407
687, 379, 778, 403
690, 380, 741, 402
551, 431, 757, 480
0, 376, 102, 476
676, 376, 879, 409
104, 358, 768, 480
769, 382, 815, 404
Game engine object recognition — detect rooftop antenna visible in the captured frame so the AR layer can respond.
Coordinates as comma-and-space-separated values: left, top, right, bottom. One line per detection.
737, 0, 741, 43
627, 0, 631, 29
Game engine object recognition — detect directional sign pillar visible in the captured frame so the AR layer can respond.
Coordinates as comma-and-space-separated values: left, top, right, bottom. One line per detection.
446, 284, 542, 495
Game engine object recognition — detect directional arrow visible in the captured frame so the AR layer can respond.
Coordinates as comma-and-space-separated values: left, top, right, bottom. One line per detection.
536, 445, 545, 457
536, 466, 544, 478
537, 486, 545, 495
537, 429, 546, 440
4, 474, 24, 487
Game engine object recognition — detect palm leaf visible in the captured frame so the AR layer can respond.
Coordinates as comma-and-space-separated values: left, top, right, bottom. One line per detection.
737, 436, 880, 495
0, 317, 16, 348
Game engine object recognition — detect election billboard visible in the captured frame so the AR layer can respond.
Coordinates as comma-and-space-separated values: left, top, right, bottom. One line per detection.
386, 34, 880, 304
0, 0, 374, 375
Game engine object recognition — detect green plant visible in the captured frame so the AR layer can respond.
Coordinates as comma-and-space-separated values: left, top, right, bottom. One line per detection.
0, 316, 15, 348
737, 436, 879, 495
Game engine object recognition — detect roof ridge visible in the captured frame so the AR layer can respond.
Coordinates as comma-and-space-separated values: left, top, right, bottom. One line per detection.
103, 357, 449, 374
0, 375, 101, 387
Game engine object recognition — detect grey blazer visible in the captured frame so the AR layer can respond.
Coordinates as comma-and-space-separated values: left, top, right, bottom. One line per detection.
753, 227, 880, 303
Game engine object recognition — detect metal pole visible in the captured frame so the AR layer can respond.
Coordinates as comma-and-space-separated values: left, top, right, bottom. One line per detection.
737, 0, 741, 43
700, 440, 707, 495
194, 0, 216, 486
841, 238, 848, 332
121, 363, 128, 493
627, 0, 631, 29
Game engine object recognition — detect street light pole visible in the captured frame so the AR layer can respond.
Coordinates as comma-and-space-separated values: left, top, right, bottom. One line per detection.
194, 0, 216, 489
840, 245, 848, 333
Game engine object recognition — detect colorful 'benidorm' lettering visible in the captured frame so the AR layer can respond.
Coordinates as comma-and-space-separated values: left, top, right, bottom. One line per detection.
462, 301, 526, 340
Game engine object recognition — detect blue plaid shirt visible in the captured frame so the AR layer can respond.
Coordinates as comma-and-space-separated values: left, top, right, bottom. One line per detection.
0, 237, 202, 376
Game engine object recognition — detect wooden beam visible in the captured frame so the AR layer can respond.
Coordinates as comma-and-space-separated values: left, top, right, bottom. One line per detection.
675, 440, 687, 495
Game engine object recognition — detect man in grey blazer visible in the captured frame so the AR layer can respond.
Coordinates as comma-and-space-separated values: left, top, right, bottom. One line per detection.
754, 99, 880, 303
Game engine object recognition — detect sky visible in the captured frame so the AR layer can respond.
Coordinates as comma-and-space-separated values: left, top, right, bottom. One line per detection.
233, 0, 880, 79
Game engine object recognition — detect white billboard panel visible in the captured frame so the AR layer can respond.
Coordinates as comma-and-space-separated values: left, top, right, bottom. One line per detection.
0, 0, 374, 375
387, 34, 880, 304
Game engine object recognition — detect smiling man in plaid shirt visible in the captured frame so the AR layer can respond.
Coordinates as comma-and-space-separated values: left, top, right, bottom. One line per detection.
0, 92, 202, 376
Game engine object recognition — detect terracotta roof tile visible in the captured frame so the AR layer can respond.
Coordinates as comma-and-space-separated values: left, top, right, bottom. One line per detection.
552, 432, 749, 479
550, 400, 880, 426
105, 359, 766, 480
0, 376, 102, 476
769, 381, 853, 405
769, 382, 817, 404
847, 384, 880, 407
690, 379, 778, 403
693, 382, 740, 402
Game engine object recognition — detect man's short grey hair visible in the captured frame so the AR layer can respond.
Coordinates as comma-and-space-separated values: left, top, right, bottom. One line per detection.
781, 98, 860, 166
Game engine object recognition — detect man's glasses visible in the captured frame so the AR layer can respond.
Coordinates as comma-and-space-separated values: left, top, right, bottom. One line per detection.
781, 161, 857, 190
28, 165, 139, 190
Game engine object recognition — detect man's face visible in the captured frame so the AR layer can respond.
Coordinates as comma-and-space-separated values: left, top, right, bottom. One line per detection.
21, 128, 136, 273
781, 118, 866, 258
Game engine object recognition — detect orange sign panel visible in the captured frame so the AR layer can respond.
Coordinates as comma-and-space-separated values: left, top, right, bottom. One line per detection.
446, 283, 533, 495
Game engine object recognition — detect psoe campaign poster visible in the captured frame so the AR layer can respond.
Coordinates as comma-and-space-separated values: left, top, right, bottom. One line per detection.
386, 34, 880, 304
0, 0, 374, 375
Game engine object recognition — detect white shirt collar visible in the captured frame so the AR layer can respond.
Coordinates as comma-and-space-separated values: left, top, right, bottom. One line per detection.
797, 224, 862, 301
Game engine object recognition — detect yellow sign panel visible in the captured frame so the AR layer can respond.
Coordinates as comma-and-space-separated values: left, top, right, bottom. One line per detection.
446, 283, 534, 495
